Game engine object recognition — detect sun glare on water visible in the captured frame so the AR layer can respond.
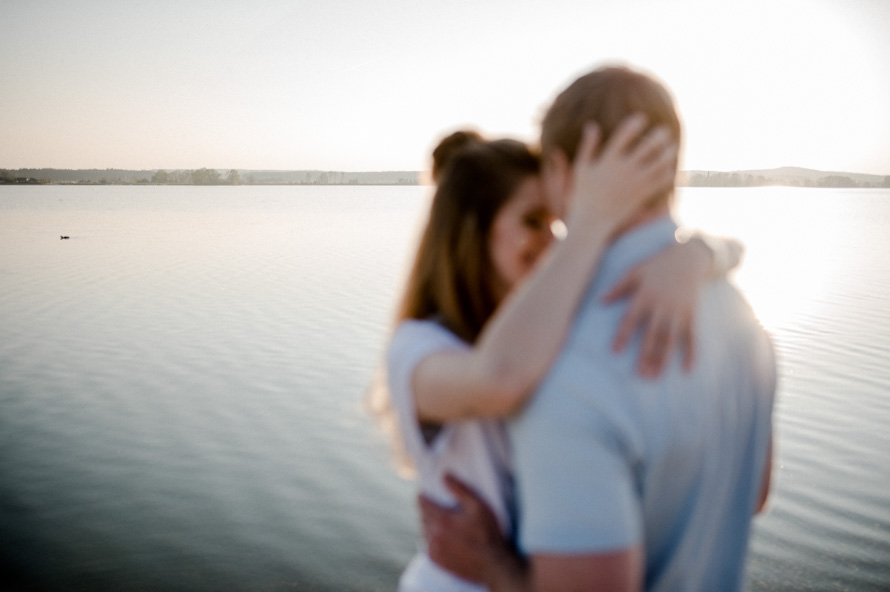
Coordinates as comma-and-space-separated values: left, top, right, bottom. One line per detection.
676, 187, 855, 333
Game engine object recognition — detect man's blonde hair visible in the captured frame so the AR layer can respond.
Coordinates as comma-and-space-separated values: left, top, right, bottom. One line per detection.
541, 65, 681, 204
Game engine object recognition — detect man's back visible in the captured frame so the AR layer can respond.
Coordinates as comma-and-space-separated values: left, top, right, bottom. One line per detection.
510, 216, 775, 591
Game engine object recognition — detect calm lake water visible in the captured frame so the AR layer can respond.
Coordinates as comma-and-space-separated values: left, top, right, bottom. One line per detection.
1, 185, 888, 591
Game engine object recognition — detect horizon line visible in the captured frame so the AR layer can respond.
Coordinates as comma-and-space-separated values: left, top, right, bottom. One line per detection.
2, 165, 888, 177
0, 165, 890, 177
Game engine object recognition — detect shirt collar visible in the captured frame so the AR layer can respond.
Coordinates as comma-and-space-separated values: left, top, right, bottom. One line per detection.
589, 214, 679, 298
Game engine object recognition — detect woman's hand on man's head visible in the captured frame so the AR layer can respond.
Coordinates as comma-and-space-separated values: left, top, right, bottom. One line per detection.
567, 114, 677, 239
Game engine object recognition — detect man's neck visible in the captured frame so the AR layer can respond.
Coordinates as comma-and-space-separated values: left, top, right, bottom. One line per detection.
613, 202, 672, 241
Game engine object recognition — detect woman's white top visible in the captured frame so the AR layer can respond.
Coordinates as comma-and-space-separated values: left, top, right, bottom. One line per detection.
387, 319, 515, 592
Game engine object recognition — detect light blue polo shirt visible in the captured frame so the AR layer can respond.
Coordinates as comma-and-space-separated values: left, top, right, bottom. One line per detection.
509, 215, 775, 592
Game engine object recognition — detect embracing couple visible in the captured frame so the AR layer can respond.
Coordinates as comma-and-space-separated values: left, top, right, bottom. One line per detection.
372, 65, 776, 591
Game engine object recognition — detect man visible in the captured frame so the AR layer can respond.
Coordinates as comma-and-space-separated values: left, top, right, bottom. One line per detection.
422, 66, 775, 592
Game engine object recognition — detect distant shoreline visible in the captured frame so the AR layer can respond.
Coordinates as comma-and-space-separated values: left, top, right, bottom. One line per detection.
2, 166, 888, 188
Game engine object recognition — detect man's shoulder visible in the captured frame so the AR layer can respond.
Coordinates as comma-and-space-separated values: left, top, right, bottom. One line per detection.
515, 328, 639, 440
699, 280, 772, 350
534, 277, 772, 404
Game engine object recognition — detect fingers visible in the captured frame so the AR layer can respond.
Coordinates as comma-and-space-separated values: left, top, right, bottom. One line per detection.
613, 293, 647, 353
603, 268, 639, 304
419, 484, 501, 582
641, 307, 700, 377
445, 474, 500, 527
617, 303, 696, 376
420, 493, 482, 549
630, 126, 677, 194
419, 494, 450, 523
590, 112, 679, 172
444, 473, 482, 507
419, 494, 450, 540
638, 312, 680, 378
603, 112, 649, 157
651, 140, 679, 187
631, 125, 672, 166
573, 122, 602, 166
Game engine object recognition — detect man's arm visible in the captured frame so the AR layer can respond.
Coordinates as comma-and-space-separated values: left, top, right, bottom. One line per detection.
755, 328, 777, 515
510, 356, 645, 591
419, 476, 644, 592
531, 548, 644, 592
419, 475, 531, 591
756, 434, 773, 513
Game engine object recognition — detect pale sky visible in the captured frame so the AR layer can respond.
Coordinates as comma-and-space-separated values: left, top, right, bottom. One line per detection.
2, 0, 888, 175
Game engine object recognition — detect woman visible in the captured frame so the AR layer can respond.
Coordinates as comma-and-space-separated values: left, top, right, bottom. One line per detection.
374, 120, 739, 591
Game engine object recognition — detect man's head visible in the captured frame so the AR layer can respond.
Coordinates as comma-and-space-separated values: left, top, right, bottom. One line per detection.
539, 65, 681, 218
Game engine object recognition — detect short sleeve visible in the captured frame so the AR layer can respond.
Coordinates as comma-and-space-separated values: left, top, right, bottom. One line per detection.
386, 320, 468, 458
509, 349, 643, 554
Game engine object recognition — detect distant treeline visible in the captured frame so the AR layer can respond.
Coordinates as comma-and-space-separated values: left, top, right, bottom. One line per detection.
683, 171, 890, 188
0, 168, 420, 186
3, 167, 888, 188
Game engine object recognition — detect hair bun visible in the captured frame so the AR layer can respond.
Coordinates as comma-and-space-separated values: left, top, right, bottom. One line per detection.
431, 130, 483, 183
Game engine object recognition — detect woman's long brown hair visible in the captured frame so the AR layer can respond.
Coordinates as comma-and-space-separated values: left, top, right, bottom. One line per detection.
369, 132, 539, 474
397, 133, 540, 343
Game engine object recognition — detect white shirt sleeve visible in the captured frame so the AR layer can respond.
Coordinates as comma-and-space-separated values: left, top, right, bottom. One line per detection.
386, 320, 468, 460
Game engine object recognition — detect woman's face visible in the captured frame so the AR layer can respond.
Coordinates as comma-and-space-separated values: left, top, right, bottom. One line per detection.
488, 175, 554, 300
